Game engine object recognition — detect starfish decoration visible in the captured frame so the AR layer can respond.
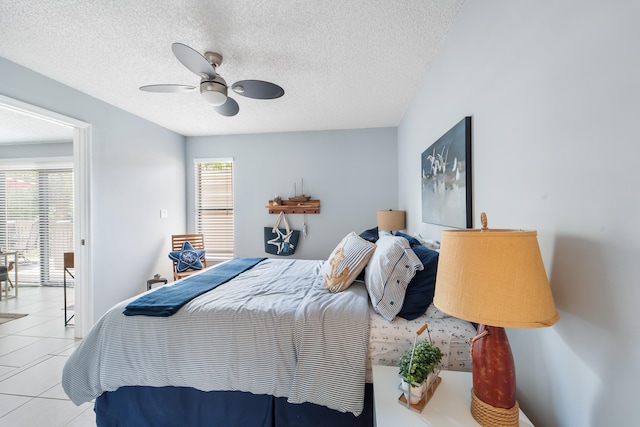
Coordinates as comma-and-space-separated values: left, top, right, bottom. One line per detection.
267, 228, 295, 254
168, 241, 206, 272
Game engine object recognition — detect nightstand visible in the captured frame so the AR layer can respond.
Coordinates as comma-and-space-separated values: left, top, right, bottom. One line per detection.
372, 365, 535, 427
146, 278, 168, 290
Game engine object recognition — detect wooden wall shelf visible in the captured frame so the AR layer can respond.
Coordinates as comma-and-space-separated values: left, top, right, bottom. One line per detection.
266, 199, 320, 214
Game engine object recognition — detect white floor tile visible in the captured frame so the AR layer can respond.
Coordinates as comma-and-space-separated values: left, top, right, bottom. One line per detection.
0, 335, 43, 357
0, 314, 55, 335
0, 287, 86, 426
33, 307, 69, 317
12, 319, 75, 339
0, 397, 92, 427
0, 354, 68, 397
0, 365, 17, 378
13, 301, 62, 314
0, 393, 32, 418
40, 381, 70, 400
55, 341, 81, 356
64, 406, 97, 427
0, 337, 75, 368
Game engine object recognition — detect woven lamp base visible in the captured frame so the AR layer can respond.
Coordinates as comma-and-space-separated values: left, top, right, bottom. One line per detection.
470, 388, 520, 427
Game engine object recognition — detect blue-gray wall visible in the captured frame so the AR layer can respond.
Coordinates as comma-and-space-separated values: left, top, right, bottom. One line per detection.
0, 57, 186, 319
186, 127, 398, 260
0, 141, 73, 160
398, 1, 640, 426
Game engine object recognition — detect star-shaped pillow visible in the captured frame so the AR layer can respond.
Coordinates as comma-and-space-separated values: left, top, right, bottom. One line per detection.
168, 241, 206, 273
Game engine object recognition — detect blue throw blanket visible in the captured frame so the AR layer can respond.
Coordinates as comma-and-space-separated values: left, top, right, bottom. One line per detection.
123, 257, 266, 317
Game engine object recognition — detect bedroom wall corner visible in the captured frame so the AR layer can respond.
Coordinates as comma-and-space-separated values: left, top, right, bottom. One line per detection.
186, 127, 398, 260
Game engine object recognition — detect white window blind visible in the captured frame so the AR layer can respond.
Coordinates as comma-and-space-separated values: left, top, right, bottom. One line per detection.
0, 168, 74, 285
195, 160, 234, 262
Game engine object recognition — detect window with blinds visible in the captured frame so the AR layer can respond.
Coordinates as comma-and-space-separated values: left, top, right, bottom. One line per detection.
195, 160, 234, 262
0, 168, 74, 286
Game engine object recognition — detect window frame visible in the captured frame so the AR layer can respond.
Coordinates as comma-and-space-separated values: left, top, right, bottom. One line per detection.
194, 158, 234, 263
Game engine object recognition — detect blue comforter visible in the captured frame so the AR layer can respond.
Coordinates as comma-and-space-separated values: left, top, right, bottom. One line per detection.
123, 257, 266, 316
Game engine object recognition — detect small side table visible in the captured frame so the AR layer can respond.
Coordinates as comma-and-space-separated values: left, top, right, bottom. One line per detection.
372, 365, 535, 427
63, 252, 75, 326
147, 278, 168, 290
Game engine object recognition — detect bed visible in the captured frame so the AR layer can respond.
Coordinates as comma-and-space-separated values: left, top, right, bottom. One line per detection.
62, 232, 475, 427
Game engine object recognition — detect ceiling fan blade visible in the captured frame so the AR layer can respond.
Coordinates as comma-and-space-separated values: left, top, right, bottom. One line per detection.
171, 43, 217, 78
139, 84, 196, 93
231, 80, 284, 99
214, 97, 239, 117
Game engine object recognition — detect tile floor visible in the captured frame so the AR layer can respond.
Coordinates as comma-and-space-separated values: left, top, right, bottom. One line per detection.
0, 286, 96, 426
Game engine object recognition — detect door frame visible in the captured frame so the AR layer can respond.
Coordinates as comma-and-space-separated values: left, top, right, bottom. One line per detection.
0, 94, 92, 338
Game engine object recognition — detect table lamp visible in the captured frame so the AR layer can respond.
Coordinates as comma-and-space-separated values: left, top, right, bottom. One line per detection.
433, 213, 559, 427
377, 209, 406, 232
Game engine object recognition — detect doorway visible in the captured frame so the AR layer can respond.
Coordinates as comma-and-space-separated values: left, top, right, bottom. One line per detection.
0, 94, 92, 338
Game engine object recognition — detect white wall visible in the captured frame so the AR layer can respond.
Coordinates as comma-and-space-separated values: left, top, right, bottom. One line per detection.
398, 1, 640, 426
186, 127, 398, 260
0, 57, 187, 321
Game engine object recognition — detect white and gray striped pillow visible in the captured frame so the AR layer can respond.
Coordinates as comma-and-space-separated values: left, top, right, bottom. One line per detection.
365, 235, 424, 321
322, 232, 377, 293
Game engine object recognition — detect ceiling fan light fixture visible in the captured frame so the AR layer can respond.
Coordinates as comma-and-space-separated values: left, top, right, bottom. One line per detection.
200, 78, 228, 106
143, 43, 285, 116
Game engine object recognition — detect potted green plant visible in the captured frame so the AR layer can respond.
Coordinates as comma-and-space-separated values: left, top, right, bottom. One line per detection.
398, 340, 443, 404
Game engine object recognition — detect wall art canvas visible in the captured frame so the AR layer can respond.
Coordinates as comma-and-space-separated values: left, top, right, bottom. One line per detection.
421, 116, 472, 228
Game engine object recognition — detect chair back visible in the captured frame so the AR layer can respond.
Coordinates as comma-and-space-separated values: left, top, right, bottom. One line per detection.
172, 234, 205, 252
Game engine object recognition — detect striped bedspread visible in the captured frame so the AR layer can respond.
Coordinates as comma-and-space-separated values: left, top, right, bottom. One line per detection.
62, 259, 371, 415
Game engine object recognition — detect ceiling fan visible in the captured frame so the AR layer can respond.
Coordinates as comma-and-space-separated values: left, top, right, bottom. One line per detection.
139, 43, 284, 117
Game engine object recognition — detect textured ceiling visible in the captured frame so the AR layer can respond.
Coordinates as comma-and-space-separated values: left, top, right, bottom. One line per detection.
0, 107, 73, 144
0, 0, 464, 139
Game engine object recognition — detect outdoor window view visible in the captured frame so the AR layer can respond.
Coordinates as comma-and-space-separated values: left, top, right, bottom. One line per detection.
0, 169, 74, 286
